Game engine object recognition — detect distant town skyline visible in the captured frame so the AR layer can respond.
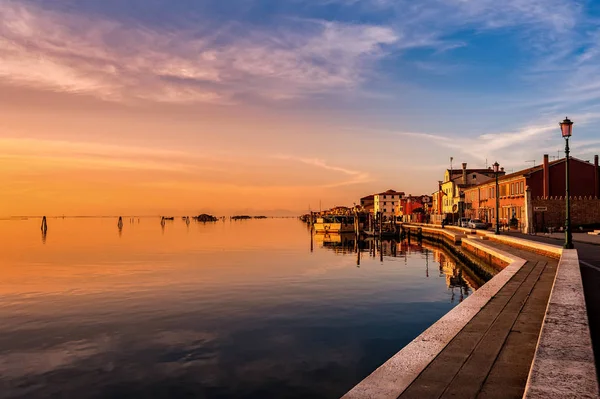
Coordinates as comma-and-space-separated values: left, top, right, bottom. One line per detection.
2, 0, 600, 216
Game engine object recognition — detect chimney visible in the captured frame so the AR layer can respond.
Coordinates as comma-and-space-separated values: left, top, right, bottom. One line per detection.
595, 155, 599, 198
462, 163, 467, 185
543, 154, 550, 197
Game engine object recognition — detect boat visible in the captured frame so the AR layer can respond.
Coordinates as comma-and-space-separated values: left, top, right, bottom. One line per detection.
313, 216, 355, 234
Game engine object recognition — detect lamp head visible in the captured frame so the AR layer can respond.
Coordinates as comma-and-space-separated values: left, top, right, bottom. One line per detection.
560, 117, 573, 138
493, 162, 500, 173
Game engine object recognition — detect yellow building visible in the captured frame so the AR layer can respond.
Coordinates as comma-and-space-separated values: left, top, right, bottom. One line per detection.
440, 163, 502, 217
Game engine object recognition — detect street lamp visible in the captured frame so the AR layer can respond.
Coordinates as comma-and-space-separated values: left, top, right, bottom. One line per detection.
493, 162, 500, 235
560, 117, 574, 249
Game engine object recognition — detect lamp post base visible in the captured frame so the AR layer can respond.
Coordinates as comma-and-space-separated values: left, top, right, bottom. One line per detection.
564, 242, 574, 249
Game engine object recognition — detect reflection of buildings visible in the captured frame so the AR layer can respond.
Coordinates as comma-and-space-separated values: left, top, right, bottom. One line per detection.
429, 245, 475, 303
312, 231, 485, 302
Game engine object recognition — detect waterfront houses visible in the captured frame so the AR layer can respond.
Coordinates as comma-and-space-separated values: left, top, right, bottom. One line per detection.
352, 152, 600, 233
431, 163, 503, 222
464, 154, 600, 232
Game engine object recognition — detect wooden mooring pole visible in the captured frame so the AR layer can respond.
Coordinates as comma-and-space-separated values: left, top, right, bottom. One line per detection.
41, 216, 48, 233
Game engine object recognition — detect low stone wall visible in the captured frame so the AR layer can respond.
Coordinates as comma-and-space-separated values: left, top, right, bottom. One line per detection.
524, 249, 599, 398
402, 224, 464, 245
484, 233, 562, 259
461, 239, 510, 270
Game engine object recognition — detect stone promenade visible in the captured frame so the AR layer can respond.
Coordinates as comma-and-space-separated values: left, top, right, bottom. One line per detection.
399, 241, 558, 399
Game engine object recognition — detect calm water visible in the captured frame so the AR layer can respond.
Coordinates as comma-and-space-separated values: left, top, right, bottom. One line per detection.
0, 218, 488, 399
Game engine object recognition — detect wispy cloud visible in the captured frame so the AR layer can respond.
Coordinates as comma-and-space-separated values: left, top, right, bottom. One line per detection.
0, 0, 589, 107
274, 155, 371, 187
369, 113, 600, 168
0, 137, 220, 173
0, 1, 398, 103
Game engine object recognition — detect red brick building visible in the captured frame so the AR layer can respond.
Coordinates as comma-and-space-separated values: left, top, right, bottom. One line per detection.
464, 154, 600, 231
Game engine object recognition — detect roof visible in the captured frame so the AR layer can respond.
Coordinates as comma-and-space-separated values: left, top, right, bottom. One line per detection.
360, 194, 375, 201
376, 189, 405, 196
447, 168, 498, 175
444, 170, 505, 185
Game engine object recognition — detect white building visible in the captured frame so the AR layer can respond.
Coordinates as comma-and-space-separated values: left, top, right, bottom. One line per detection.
374, 189, 405, 219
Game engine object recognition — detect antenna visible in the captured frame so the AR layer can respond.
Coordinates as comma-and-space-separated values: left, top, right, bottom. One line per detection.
525, 160, 536, 167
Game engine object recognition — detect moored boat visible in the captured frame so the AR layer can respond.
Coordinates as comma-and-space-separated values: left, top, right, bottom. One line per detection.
313, 216, 355, 234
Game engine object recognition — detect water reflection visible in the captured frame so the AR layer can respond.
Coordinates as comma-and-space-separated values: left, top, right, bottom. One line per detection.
0, 219, 495, 399
313, 231, 483, 300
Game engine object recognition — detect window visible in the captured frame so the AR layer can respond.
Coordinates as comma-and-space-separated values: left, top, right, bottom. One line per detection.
472, 174, 476, 179
384, 201, 387, 205
391, 202, 394, 206
510, 183, 514, 195
383, 195, 387, 199
520, 181, 524, 194
383, 208, 387, 213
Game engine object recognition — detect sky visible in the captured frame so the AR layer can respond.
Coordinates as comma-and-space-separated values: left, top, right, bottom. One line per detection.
1, 0, 600, 216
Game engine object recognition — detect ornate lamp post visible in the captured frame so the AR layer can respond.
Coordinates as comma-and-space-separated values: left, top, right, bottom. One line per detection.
560, 117, 574, 249
493, 162, 500, 235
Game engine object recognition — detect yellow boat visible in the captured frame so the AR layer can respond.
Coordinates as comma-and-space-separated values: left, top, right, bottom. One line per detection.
313, 216, 355, 234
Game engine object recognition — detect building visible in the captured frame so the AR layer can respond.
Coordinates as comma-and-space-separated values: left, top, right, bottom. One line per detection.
396, 194, 433, 222
439, 162, 504, 219
374, 189, 405, 219
360, 194, 375, 213
464, 154, 600, 232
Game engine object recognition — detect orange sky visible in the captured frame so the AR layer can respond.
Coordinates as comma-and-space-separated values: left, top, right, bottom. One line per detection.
0, 83, 447, 217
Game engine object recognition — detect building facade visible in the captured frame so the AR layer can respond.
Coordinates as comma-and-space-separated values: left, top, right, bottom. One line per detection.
396, 195, 433, 222
360, 194, 375, 213
439, 162, 503, 217
374, 189, 405, 219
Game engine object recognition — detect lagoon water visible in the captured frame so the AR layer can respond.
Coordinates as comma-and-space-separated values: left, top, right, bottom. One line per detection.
0, 218, 487, 399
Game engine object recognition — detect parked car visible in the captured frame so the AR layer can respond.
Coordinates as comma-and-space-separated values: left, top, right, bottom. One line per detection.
459, 217, 469, 227
468, 219, 488, 229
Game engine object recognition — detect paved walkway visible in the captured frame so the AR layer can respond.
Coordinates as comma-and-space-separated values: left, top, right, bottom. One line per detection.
506, 231, 600, 382
399, 242, 558, 399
